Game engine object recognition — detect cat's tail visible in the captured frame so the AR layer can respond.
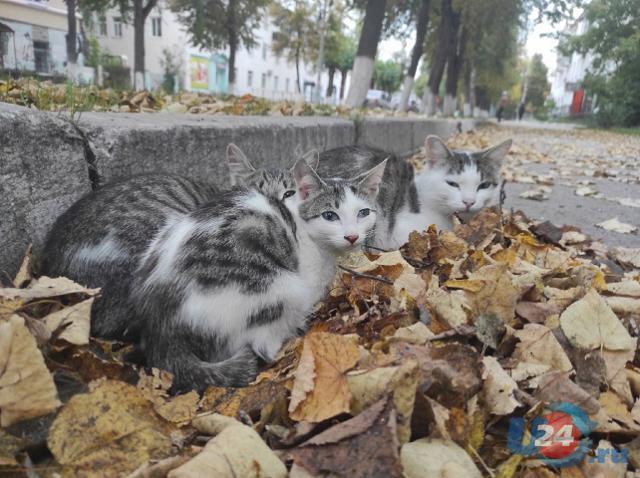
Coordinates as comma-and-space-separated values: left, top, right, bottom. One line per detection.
168, 347, 260, 393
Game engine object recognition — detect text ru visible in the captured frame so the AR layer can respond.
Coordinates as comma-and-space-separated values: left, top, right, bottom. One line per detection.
588, 448, 628, 464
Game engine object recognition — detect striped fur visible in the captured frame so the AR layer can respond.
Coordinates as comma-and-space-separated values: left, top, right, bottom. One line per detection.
134, 159, 385, 391
316, 136, 511, 248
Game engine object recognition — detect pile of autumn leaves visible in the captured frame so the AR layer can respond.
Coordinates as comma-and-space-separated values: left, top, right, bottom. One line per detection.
0, 78, 353, 117
1, 209, 640, 477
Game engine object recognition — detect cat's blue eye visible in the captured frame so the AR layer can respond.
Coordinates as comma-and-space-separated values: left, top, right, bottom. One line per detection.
282, 190, 296, 199
477, 182, 493, 190
357, 208, 371, 218
446, 180, 460, 188
321, 211, 339, 221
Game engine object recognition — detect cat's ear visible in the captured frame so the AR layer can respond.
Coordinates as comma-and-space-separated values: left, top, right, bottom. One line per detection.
424, 135, 452, 167
482, 139, 512, 164
292, 159, 325, 200
357, 158, 388, 201
300, 149, 320, 170
227, 143, 256, 186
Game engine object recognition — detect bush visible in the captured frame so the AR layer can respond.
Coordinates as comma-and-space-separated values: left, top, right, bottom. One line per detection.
584, 46, 640, 128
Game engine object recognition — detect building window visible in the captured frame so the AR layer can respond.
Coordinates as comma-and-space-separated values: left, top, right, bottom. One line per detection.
261, 73, 267, 89
98, 17, 107, 36
151, 17, 161, 37
273, 75, 278, 91
33, 41, 49, 73
285, 78, 290, 92
262, 43, 267, 60
113, 18, 123, 38
247, 70, 253, 86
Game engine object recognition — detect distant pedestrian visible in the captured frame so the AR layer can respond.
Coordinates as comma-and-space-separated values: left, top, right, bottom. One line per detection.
496, 91, 508, 122
518, 102, 526, 120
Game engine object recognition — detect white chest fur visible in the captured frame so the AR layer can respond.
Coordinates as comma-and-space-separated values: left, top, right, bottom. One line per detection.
176, 212, 336, 362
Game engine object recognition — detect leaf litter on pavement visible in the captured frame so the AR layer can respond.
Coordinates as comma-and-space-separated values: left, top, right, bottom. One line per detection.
2, 129, 640, 477
2, 205, 640, 477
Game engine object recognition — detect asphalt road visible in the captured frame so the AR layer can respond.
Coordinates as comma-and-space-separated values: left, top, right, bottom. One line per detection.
493, 121, 640, 248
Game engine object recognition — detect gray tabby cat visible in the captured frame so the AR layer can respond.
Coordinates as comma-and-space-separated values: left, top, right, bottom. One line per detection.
39, 145, 313, 342
132, 157, 387, 391
317, 135, 511, 249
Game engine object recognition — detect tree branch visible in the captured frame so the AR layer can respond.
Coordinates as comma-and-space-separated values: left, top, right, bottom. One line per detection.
142, 0, 158, 19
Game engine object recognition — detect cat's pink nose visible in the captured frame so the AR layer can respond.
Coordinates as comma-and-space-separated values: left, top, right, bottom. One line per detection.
344, 234, 359, 244
463, 200, 475, 209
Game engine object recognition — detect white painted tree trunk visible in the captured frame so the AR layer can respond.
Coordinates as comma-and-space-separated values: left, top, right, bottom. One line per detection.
345, 56, 374, 108
66, 62, 78, 84
442, 94, 455, 116
399, 76, 414, 112
228, 81, 235, 96
463, 102, 472, 117
422, 89, 436, 115
134, 71, 145, 90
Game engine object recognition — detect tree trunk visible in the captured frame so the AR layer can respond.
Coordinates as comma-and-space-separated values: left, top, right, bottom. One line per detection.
227, 0, 237, 94
443, 16, 463, 116
133, 0, 158, 90
423, 0, 453, 115
65, 0, 78, 80
345, 0, 386, 108
399, 0, 431, 111
463, 61, 472, 116
339, 69, 347, 100
326, 65, 336, 97
295, 45, 301, 94
315, 0, 330, 102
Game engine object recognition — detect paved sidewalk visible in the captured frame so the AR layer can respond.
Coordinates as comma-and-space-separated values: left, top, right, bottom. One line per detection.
468, 123, 639, 248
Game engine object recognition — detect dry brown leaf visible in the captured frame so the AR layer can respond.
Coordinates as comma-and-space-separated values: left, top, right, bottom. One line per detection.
0, 276, 99, 300
401, 437, 482, 478
482, 356, 521, 415
288, 338, 315, 413
12, 245, 33, 288
513, 324, 573, 373
0, 315, 61, 427
466, 264, 521, 324
43, 298, 93, 345
289, 332, 359, 422
48, 380, 175, 477
288, 398, 403, 478
347, 359, 418, 444
611, 247, 640, 268
169, 414, 286, 478
596, 218, 637, 234
425, 277, 470, 328
606, 280, 640, 297
560, 289, 635, 351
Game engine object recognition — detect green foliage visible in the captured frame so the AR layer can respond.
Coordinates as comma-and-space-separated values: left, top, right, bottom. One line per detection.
323, 7, 356, 73
171, 0, 267, 54
373, 59, 403, 93
270, 1, 314, 76
526, 53, 549, 110
465, 0, 523, 110
85, 38, 103, 69
159, 48, 182, 93
561, 0, 640, 127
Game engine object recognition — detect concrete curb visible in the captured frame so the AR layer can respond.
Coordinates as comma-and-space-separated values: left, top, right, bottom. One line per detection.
0, 101, 484, 281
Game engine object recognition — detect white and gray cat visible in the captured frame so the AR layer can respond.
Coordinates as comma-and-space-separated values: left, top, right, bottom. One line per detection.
40, 146, 387, 391
135, 158, 385, 391
316, 135, 512, 249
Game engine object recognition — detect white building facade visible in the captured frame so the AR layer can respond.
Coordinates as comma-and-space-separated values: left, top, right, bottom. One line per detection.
0, 0, 80, 76
549, 16, 595, 116
93, 3, 341, 101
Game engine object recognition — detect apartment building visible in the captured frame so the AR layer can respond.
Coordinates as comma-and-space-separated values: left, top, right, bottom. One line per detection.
549, 16, 596, 116
0, 0, 80, 75
94, 3, 337, 100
